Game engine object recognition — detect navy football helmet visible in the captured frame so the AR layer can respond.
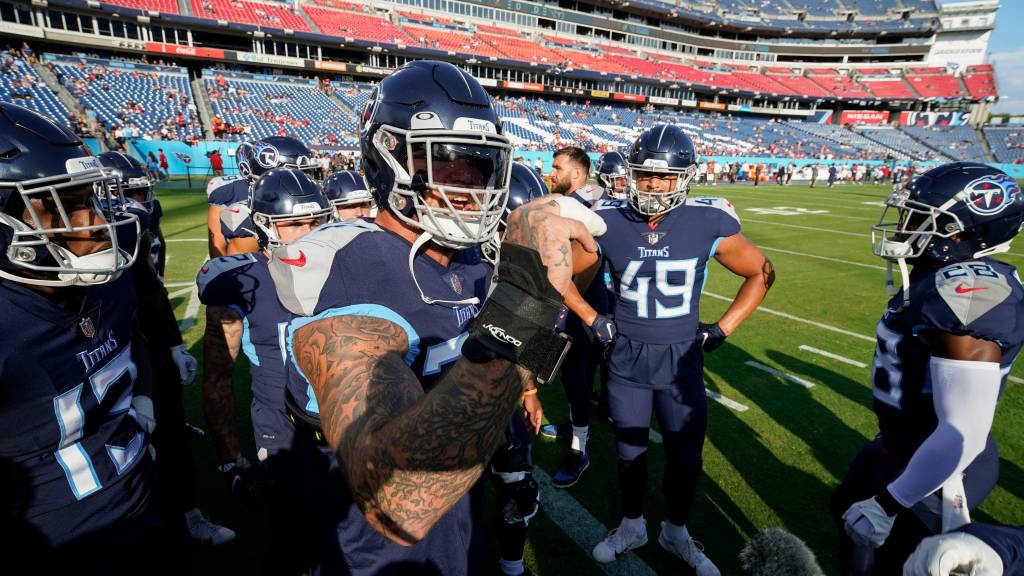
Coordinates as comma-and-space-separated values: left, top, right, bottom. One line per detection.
0, 103, 138, 286
482, 162, 549, 265
324, 170, 372, 207
873, 162, 1024, 305
595, 150, 627, 199
236, 136, 315, 181
250, 168, 334, 250
625, 124, 697, 216
97, 150, 155, 212
360, 60, 512, 249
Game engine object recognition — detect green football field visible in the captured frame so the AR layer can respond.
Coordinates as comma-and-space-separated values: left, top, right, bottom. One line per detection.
158, 181, 1024, 575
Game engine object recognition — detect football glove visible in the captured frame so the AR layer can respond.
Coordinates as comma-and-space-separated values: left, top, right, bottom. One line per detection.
904, 531, 1003, 576
218, 457, 268, 508
844, 496, 897, 548
697, 322, 727, 352
588, 314, 617, 344
170, 344, 198, 386
131, 394, 157, 434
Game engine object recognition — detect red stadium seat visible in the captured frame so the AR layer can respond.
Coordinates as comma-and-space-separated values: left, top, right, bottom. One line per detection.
403, 25, 504, 59
304, 7, 412, 43
104, 0, 179, 13
190, 0, 309, 30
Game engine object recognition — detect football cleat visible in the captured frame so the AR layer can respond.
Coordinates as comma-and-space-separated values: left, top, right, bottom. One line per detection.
593, 518, 648, 563
658, 521, 720, 576
552, 448, 589, 488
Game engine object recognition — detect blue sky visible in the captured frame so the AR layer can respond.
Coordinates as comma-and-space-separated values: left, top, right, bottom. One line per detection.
983, 1, 1024, 114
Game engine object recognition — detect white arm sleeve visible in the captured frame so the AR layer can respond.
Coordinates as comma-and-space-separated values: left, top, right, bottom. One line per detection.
887, 356, 1001, 508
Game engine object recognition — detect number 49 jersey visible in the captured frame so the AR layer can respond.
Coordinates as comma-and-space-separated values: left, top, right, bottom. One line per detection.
0, 274, 150, 547
872, 259, 1024, 463
594, 196, 741, 344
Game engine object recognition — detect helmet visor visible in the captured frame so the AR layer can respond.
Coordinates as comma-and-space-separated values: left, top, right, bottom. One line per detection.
411, 142, 511, 190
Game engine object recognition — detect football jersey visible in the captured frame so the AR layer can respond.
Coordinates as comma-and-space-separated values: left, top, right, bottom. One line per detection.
219, 203, 255, 240
569, 187, 610, 315
872, 258, 1024, 465
196, 252, 293, 431
0, 274, 151, 547
269, 219, 491, 575
594, 196, 741, 345
207, 175, 250, 207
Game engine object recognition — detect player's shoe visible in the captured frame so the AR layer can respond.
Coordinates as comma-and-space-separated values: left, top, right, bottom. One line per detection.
551, 448, 589, 488
593, 518, 648, 563
539, 421, 571, 440
658, 521, 720, 576
186, 509, 236, 546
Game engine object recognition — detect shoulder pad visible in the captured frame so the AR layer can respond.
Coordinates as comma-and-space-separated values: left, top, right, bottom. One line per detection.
931, 263, 1015, 329
206, 175, 243, 197
196, 253, 259, 302
220, 203, 254, 238
268, 220, 380, 316
593, 199, 627, 211
686, 196, 740, 225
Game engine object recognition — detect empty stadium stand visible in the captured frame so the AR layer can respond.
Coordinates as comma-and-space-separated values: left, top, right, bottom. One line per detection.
1, 51, 70, 125
190, 0, 309, 30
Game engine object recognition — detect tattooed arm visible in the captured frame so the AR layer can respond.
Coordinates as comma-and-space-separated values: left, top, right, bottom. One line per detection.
202, 305, 243, 463
712, 234, 775, 335
292, 315, 528, 546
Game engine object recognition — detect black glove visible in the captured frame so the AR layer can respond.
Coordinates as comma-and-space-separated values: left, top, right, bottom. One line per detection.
587, 314, 617, 344
696, 322, 727, 352
218, 457, 268, 508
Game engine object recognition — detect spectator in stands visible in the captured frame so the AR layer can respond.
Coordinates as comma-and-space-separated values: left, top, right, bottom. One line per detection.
20, 42, 34, 62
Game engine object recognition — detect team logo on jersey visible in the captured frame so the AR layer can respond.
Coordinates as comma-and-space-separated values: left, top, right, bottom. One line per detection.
963, 175, 1020, 216
448, 272, 465, 295
646, 231, 666, 245
637, 246, 670, 259
79, 317, 96, 339
254, 144, 280, 169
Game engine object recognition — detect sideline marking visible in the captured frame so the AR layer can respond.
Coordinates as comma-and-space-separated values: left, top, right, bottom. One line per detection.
799, 345, 869, 368
746, 361, 816, 389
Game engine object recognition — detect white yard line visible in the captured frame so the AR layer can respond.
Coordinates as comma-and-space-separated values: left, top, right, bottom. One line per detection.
165, 281, 194, 288
759, 246, 886, 271
177, 286, 201, 332
702, 291, 876, 343
798, 345, 869, 368
165, 238, 207, 243
741, 218, 871, 238
532, 467, 657, 576
1010, 376, 1024, 384
167, 286, 194, 300
707, 389, 750, 412
745, 361, 816, 389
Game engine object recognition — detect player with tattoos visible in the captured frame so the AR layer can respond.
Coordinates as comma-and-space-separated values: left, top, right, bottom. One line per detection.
270, 61, 596, 575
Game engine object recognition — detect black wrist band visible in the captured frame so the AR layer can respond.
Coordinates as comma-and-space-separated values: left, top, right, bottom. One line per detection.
876, 488, 905, 516
463, 244, 572, 384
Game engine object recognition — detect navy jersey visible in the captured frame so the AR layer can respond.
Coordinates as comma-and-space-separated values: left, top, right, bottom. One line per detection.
594, 196, 740, 344
0, 274, 151, 547
269, 219, 491, 575
197, 252, 292, 420
961, 523, 1024, 576
872, 259, 1024, 464
207, 175, 250, 207
568, 188, 610, 316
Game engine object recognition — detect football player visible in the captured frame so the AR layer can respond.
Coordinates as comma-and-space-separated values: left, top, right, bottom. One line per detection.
543, 146, 613, 488
0, 102, 184, 569
98, 151, 233, 545
832, 162, 1024, 575
595, 150, 628, 200
574, 124, 774, 574
324, 169, 377, 221
198, 167, 332, 566
207, 135, 316, 257
269, 61, 593, 575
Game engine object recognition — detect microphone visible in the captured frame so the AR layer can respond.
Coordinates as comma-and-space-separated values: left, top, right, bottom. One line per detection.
739, 527, 826, 576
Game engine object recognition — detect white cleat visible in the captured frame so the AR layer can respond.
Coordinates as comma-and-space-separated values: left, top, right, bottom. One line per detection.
186, 509, 236, 546
658, 521, 720, 576
593, 519, 648, 563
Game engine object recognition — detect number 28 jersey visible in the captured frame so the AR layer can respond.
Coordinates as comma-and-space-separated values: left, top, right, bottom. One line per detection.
594, 197, 741, 344
872, 259, 1024, 463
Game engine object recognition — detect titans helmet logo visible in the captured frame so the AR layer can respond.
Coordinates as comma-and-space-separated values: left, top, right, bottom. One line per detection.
963, 175, 1020, 216
255, 144, 280, 169
174, 152, 192, 164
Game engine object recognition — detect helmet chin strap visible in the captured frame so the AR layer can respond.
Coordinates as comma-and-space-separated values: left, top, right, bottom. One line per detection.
408, 231, 481, 306
886, 257, 911, 311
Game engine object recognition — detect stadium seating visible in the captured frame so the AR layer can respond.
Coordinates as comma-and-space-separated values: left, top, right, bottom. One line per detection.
984, 127, 1024, 163
305, 7, 411, 43
50, 55, 200, 141
0, 51, 70, 125
103, 0, 179, 13
859, 78, 916, 100
902, 126, 986, 162
478, 34, 562, 64
204, 71, 358, 146
963, 65, 997, 100
809, 74, 871, 100
403, 25, 504, 58
190, 0, 309, 30
905, 72, 964, 100
858, 127, 950, 161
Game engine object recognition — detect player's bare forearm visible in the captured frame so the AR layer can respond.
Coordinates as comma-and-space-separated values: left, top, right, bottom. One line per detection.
293, 315, 527, 545
207, 206, 228, 258
714, 234, 775, 334
201, 305, 243, 462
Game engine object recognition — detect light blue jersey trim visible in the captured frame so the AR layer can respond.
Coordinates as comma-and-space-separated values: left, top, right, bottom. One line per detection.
701, 236, 725, 293
286, 304, 421, 414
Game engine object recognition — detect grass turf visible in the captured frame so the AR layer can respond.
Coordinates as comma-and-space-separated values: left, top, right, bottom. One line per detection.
159, 181, 1024, 575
